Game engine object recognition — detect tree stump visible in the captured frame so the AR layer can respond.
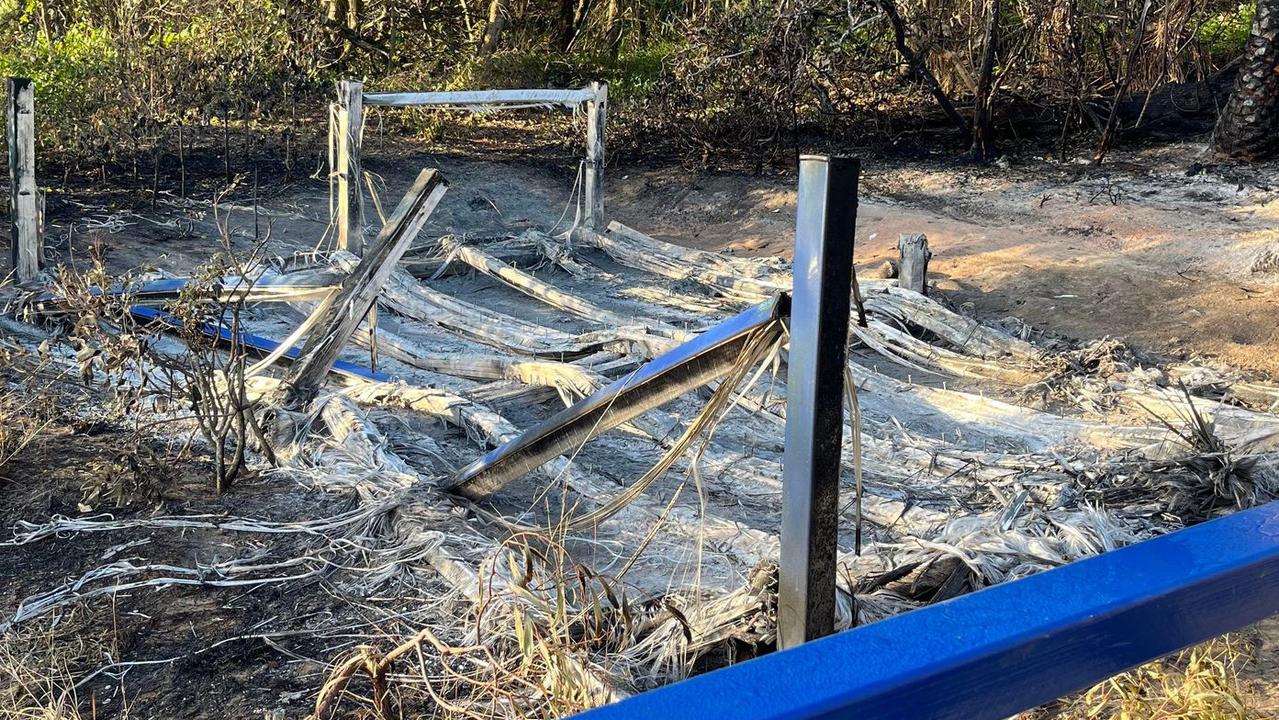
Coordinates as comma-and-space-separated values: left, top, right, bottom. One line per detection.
897, 233, 931, 294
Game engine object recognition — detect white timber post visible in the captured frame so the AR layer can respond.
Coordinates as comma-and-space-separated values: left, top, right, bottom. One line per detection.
335, 79, 365, 254
583, 81, 607, 231
8, 77, 38, 282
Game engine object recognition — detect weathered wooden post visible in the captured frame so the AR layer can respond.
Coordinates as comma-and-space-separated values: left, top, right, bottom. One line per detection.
779, 155, 859, 650
335, 79, 365, 254
898, 232, 930, 294
583, 81, 607, 231
8, 77, 38, 282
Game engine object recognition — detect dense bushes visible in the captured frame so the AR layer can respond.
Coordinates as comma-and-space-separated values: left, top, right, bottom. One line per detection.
0, 0, 1259, 178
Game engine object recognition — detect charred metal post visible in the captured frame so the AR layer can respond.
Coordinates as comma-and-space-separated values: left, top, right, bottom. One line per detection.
779, 155, 859, 650
8, 77, 38, 282
335, 79, 364, 254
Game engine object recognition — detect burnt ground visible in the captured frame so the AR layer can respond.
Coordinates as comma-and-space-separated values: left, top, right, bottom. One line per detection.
3, 129, 1279, 717
1, 419, 392, 718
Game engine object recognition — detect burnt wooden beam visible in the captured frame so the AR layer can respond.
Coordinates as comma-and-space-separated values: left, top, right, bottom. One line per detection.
287, 168, 446, 405
335, 79, 365, 254
584, 82, 607, 230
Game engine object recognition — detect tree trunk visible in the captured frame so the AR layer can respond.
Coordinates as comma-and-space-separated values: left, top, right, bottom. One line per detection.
479, 0, 509, 55
876, 0, 971, 135
605, 0, 623, 59
1213, 0, 1279, 159
557, 0, 577, 51
969, 0, 1002, 160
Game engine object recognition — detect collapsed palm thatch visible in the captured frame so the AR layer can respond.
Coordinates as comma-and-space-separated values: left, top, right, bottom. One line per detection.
4, 221, 1279, 719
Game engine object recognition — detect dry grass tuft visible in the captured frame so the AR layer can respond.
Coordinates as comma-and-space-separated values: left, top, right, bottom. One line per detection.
0, 611, 107, 720
1039, 635, 1258, 720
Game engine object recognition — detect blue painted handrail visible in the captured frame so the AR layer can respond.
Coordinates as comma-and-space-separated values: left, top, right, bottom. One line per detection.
129, 305, 394, 384
577, 501, 1279, 720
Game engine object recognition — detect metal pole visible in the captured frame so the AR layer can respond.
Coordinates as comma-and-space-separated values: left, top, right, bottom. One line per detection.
778, 155, 859, 650
8, 77, 38, 282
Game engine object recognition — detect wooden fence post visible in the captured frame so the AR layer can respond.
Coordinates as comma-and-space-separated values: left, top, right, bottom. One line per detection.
8, 77, 38, 282
583, 82, 607, 231
335, 80, 365, 254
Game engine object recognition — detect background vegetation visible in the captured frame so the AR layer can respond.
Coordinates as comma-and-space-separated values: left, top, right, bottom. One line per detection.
0, 0, 1259, 180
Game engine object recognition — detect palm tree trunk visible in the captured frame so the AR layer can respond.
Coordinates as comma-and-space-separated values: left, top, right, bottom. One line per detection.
1213, 0, 1279, 159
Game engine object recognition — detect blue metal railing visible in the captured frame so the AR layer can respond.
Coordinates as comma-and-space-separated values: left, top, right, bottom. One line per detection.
128, 304, 395, 384
577, 501, 1279, 720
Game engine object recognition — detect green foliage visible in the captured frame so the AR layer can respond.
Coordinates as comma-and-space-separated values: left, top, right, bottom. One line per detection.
0, 0, 337, 164
1198, 3, 1256, 60
0, 0, 1257, 172
0, 19, 116, 151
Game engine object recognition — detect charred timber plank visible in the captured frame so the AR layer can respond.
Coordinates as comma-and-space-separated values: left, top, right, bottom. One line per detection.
897, 233, 931, 295
584, 82, 607, 230
335, 80, 365, 254
446, 238, 692, 340
287, 168, 446, 404
446, 294, 789, 499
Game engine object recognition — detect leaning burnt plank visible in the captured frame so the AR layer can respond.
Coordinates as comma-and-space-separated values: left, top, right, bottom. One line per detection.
577, 222, 896, 305
338, 379, 522, 448
464, 355, 643, 409
515, 230, 729, 320
375, 329, 602, 400
602, 222, 791, 286
446, 295, 788, 499
850, 319, 1039, 385
287, 169, 447, 404
574, 225, 780, 303
862, 286, 1041, 361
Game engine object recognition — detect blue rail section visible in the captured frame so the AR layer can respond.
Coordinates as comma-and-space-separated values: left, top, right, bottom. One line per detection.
128, 305, 393, 384
577, 501, 1279, 720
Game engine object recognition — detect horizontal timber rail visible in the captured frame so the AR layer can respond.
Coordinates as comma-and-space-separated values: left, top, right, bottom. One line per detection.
574, 501, 1279, 720
363, 87, 596, 108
